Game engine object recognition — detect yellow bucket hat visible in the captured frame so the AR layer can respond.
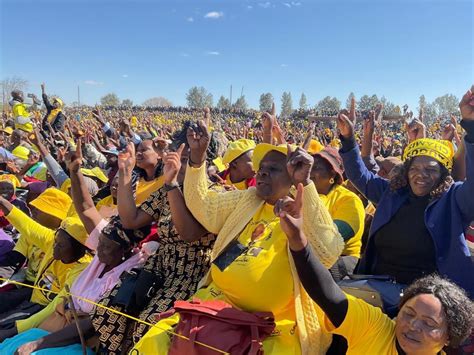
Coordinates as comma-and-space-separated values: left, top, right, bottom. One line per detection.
212, 157, 226, 173
59, 217, 88, 246
81, 167, 108, 183
222, 139, 256, 165
52, 97, 63, 108
403, 138, 454, 171
30, 187, 72, 221
12, 146, 30, 161
307, 139, 324, 155
252, 143, 293, 171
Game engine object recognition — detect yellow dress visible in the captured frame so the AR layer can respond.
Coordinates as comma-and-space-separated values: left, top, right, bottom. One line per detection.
132, 203, 300, 354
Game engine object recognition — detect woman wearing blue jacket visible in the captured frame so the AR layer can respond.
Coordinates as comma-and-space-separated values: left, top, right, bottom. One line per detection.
336, 88, 474, 297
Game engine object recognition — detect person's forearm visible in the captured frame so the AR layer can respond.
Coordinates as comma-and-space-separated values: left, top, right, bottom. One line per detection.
35, 318, 95, 351
291, 243, 348, 327
452, 135, 466, 181
70, 170, 96, 213
117, 169, 140, 228
361, 130, 374, 158
167, 187, 208, 242
0, 196, 14, 215
43, 154, 69, 187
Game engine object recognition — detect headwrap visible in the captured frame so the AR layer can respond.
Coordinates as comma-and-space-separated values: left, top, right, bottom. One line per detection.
101, 216, 145, 249
403, 138, 454, 171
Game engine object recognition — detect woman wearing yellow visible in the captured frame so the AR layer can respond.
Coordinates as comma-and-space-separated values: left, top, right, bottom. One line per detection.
133, 119, 343, 354
309, 146, 365, 280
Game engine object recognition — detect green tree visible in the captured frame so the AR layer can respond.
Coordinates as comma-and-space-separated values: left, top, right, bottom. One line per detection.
432, 94, 459, 116
281, 91, 293, 118
186, 86, 213, 108
142, 97, 173, 107
358, 94, 379, 112
259, 93, 274, 111
299, 93, 308, 110
217, 95, 231, 110
345, 92, 356, 110
380, 96, 397, 115
315, 96, 341, 114
122, 99, 133, 107
100, 93, 120, 106
233, 96, 248, 111
418, 95, 427, 114
1, 76, 29, 109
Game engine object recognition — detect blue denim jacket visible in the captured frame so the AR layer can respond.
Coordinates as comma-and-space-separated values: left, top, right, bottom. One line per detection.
340, 136, 474, 297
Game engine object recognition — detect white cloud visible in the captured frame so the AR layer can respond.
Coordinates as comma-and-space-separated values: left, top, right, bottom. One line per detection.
283, 2, 291, 8
187, 17, 194, 22
204, 11, 223, 19
84, 80, 103, 85
122, 74, 128, 78
291, 1, 301, 6
258, 2, 271, 8
247, 5, 253, 9
180, 53, 190, 57
206, 51, 220, 56
280, 64, 288, 67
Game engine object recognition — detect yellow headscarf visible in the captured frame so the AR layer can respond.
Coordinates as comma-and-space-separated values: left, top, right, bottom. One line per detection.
403, 138, 454, 171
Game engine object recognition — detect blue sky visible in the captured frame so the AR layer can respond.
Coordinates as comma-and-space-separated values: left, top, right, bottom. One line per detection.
1, 0, 472, 112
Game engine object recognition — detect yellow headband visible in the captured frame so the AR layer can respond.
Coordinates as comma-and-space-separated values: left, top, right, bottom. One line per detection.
403, 138, 454, 171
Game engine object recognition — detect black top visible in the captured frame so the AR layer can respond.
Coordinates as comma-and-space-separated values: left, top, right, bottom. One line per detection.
373, 193, 437, 284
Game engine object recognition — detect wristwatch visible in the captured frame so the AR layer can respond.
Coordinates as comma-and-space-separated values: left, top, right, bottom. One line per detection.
163, 182, 180, 192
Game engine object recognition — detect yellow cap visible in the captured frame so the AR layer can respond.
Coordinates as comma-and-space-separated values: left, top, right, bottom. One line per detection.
212, 157, 226, 173
0, 174, 21, 189
403, 138, 454, 171
81, 167, 108, 183
307, 139, 324, 155
1, 127, 13, 135
12, 146, 30, 161
14, 122, 34, 133
60, 178, 71, 193
52, 97, 63, 108
30, 187, 72, 220
222, 139, 256, 165
252, 143, 293, 171
59, 217, 88, 246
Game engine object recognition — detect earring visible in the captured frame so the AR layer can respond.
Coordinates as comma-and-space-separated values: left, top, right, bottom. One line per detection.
329, 178, 335, 184
121, 256, 125, 261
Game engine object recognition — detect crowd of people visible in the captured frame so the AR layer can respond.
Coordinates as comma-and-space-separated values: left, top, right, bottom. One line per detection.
0, 82, 471, 355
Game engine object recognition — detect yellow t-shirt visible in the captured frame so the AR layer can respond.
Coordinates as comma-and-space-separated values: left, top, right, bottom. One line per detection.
95, 195, 117, 219
135, 176, 164, 205
13, 236, 45, 283
7, 207, 91, 306
323, 295, 445, 355
133, 203, 300, 355
319, 185, 365, 258
225, 174, 248, 191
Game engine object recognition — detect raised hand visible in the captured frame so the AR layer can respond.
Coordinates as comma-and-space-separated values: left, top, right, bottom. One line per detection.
336, 112, 354, 139
186, 120, 210, 167
40, 83, 45, 94
262, 102, 276, 132
118, 142, 136, 175
442, 124, 456, 142
286, 145, 313, 186
363, 110, 376, 139
163, 143, 184, 184
275, 183, 308, 251
67, 139, 83, 173
459, 88, 474, 120
91, 108, 105, 125
349, 96, 357, 125
406, 119, 426, 143
203, 107, 211, 127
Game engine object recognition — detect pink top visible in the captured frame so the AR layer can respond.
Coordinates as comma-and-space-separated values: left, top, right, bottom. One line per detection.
70, 219, 155, 313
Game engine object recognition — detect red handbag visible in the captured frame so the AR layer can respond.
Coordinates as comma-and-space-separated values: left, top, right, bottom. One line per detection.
162, 298, 276, 355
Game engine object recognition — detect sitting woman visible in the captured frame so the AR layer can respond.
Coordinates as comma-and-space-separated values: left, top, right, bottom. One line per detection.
0, 143, 152, 354
0, 192, 92, 340
309, 146, 365, 280
132, 120, 343, 354
280, 185, 473, 354
88, 126, 216, 354
336, 88, 474, 298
